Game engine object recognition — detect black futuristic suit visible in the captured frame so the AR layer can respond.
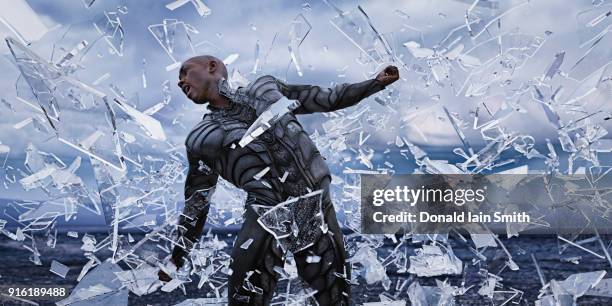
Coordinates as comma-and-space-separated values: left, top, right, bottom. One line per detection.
171, 74, 386, 305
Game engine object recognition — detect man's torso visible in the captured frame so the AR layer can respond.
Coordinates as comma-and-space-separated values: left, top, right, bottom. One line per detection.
185, 78, 331, 205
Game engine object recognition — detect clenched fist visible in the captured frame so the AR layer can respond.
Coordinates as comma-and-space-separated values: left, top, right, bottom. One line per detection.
375, 65, 400, 86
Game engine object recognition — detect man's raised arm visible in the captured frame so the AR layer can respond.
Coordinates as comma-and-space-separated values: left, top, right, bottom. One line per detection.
247, 65, 399, 114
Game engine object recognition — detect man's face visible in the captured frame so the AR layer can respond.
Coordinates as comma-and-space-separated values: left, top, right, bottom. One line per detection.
177, 60, 212, 104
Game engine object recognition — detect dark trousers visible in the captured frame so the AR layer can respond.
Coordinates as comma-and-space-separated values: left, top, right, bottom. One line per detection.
227, 201, 350, 306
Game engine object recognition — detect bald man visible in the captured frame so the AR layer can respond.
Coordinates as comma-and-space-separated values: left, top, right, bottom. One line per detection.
160, 55, 399, 305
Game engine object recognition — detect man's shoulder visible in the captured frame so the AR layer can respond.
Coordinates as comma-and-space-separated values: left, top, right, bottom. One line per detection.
246, 75, 280, 93
185, 115, 225, 156
248, 74, 278, 86
243, 75, 285, 106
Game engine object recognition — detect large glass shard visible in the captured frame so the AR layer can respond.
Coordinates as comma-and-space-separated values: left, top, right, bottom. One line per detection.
465, 0, 530, 39
0, 0, 49, 53
113, 98, 166, 141
408, 244, 463, 277
190, 0, 211, 17
166, 0, 190, 11
238, 97, 301, 147
586, 278, 612, 297
500, 31, 546, 68
443, 106, 472, 153
376, 22, 425, 76
407, 281, 455, 306
19, 166, 57, 191
459, 134, 517, 172
6, 37, 126, 171
576, 4, 612, 48
422, 25, 543, 96
51, 157, 83, 189
252, 189, 325, 253
348, 242, 389, 285
470, 232, 497, 249
18, 144, 102, 217
460, 31, 545, 96
166, 0, 211, 17
19, 200, 65, 222
327, 3, 394, 64
148, 19, 199, 68
403, 41, 433, 59
93, 10, 125, 56
570, 32, 612, 81
549, 270, 607, 304
114, 264, 161, 296
251, 39, 261, 74
57, 260, 128, 306
566, 64, 612, 110
288, 14, 311, 77
50, 260, 70, 278
88, 149, 187, 261
542, 51, 565, 81
24, 144, 49, 173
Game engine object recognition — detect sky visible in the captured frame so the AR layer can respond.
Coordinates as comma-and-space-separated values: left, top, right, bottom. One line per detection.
0, 0, 611, 228
0, 0, 609, 160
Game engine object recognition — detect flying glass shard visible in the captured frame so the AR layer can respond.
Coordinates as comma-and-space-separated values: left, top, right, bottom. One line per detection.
6, 37, 126, 171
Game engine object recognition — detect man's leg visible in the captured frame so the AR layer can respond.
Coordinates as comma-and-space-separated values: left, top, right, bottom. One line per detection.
228, 206, 285, 305
293, 201, 351, 305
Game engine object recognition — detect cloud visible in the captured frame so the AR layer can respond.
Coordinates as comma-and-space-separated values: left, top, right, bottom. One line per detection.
0, 0, 610, 165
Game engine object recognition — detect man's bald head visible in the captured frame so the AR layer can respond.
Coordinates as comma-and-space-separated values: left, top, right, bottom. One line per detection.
183, 55, 228, 79
178, 55, 229, 104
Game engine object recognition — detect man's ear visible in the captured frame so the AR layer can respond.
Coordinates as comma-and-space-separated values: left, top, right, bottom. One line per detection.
208, 60, 217, 74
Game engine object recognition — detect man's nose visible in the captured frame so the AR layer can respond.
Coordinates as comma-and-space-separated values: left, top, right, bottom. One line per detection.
177, 79, 184, 88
